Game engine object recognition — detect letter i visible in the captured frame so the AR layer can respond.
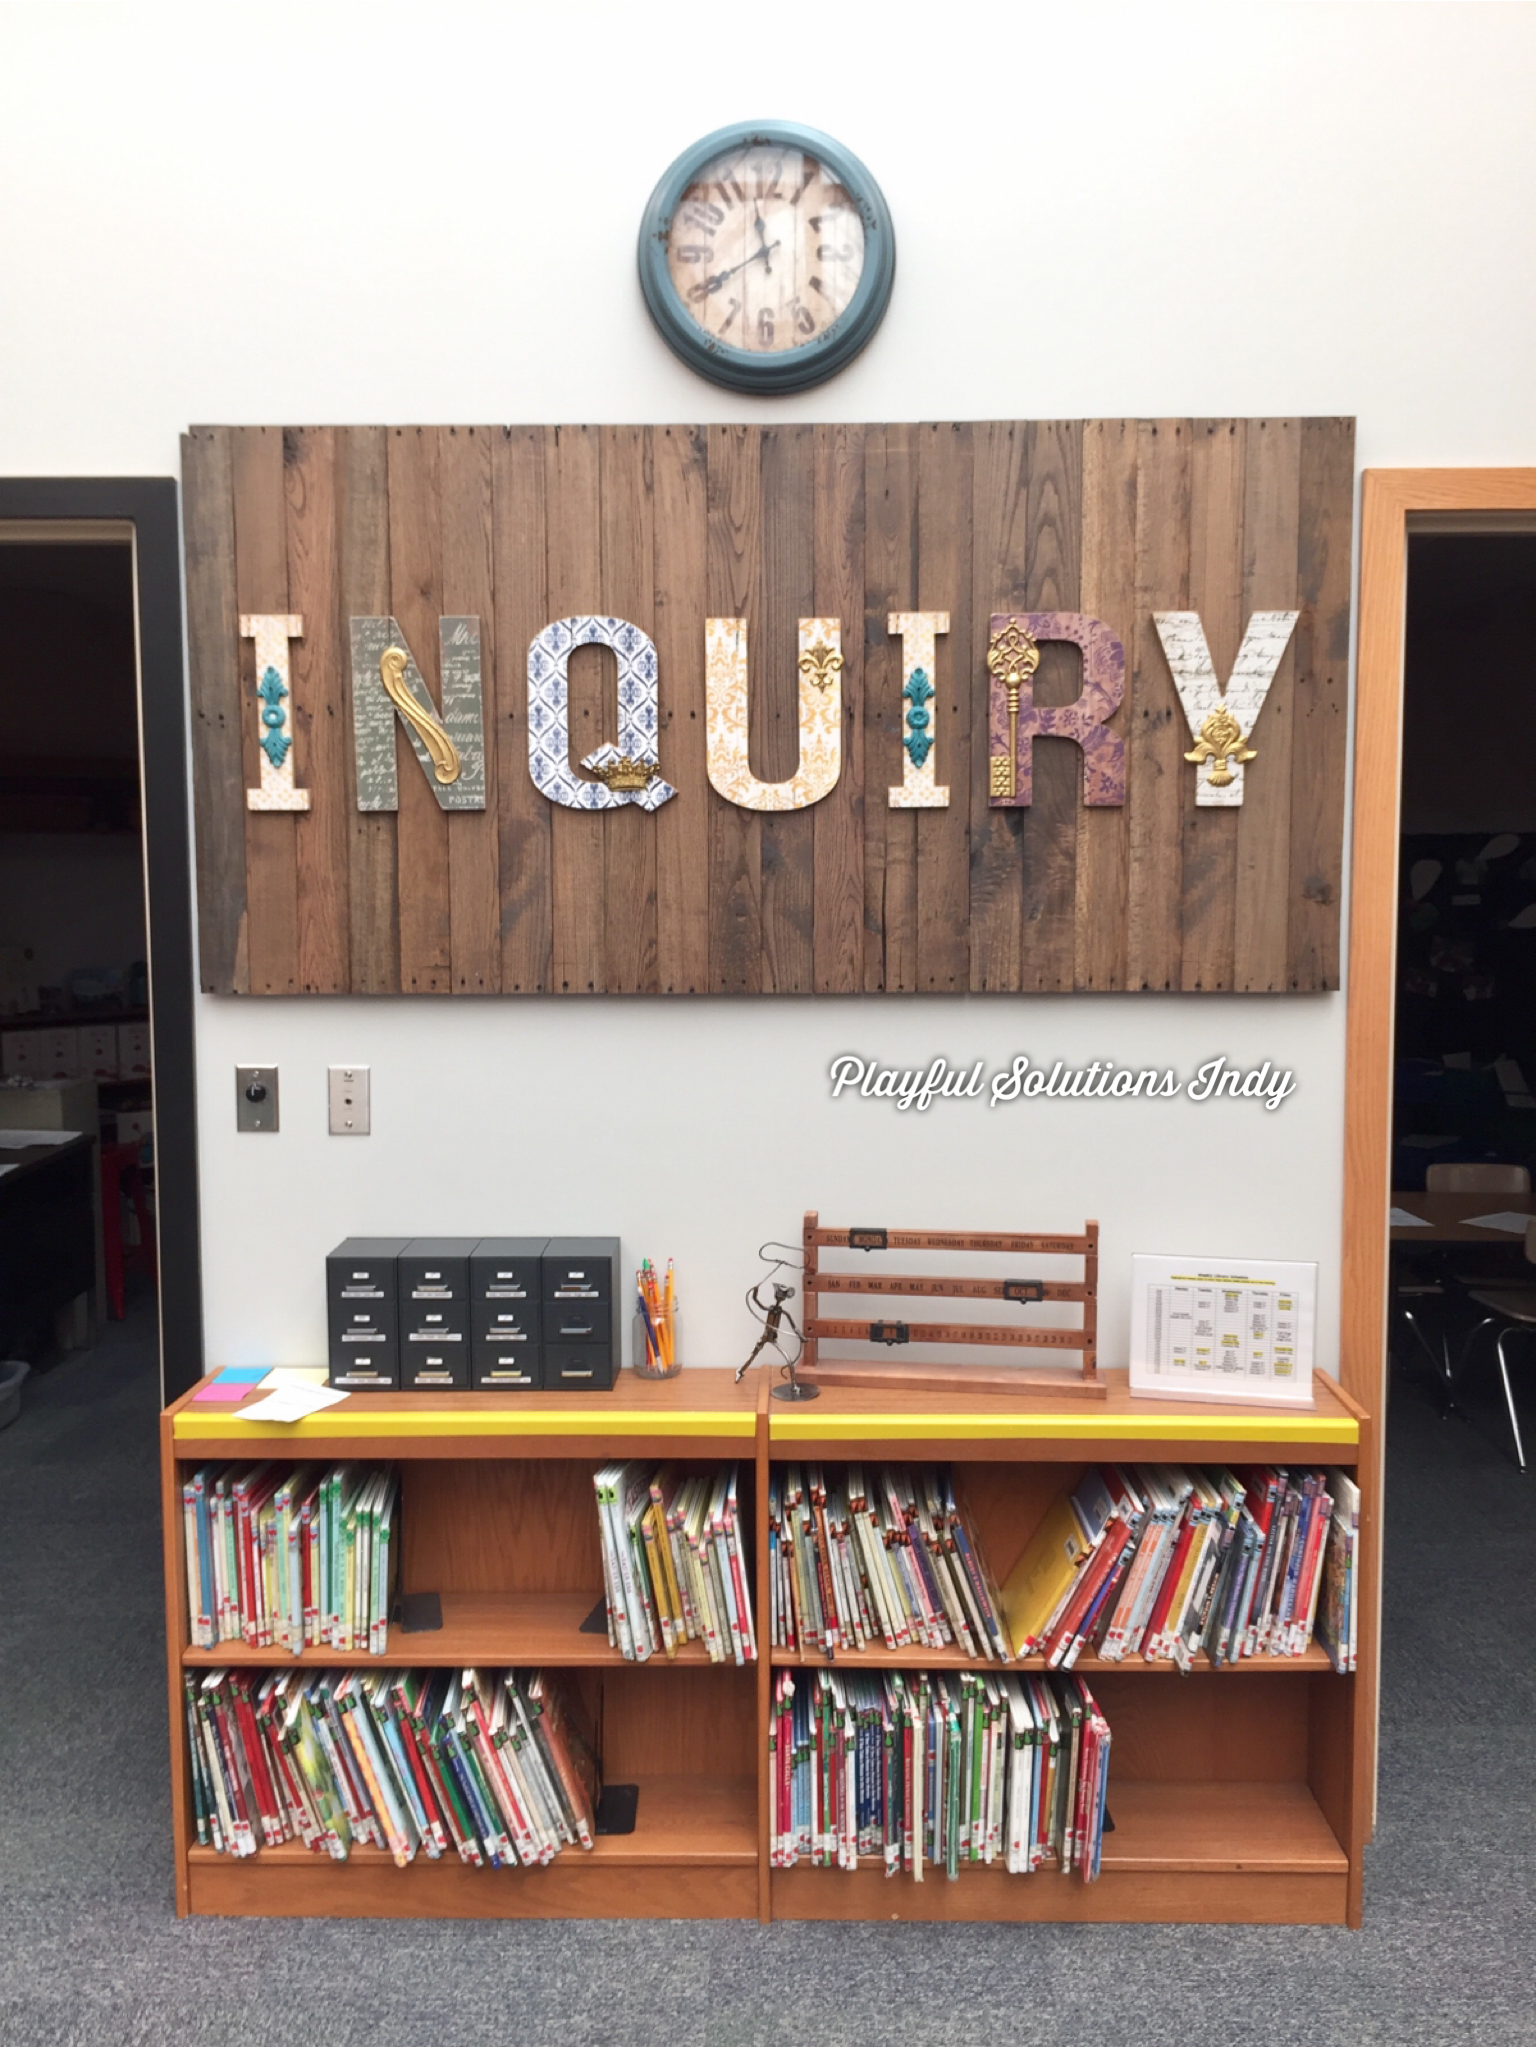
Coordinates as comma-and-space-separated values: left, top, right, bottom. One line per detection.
242, 614, 310, 811
887, 613, 950, 808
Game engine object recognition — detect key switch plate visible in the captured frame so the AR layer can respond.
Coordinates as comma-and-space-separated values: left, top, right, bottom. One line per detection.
236, 1065, 279, 1132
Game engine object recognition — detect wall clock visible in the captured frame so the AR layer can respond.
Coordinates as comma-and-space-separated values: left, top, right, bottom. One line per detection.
638, 121, 895, 395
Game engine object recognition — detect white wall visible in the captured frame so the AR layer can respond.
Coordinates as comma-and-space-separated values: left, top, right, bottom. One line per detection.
5, 0, 1536, 1371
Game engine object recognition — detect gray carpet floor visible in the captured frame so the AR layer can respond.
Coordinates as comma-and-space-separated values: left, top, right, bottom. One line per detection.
2, 1296, 1534, 2047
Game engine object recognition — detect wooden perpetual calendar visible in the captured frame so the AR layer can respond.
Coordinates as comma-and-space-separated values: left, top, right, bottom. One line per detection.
796, 1211, 1104, 1399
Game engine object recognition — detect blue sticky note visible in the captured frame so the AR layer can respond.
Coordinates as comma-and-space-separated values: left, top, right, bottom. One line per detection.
217, 1366, 269, 1383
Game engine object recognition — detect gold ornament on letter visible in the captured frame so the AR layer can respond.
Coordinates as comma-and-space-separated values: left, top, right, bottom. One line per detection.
588, 754, 660, 793
986, 619, 1039, 800
1184, 703, 1256, 790
797, 640, 843, 693
379, 646, 461, 786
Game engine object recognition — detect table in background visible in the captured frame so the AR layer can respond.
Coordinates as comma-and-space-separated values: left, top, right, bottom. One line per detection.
1389, 1191, 1536, 1243
0, 1134, 96, 1355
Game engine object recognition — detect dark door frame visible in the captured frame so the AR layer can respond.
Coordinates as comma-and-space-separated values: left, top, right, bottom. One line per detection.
0, 479, 201, 1399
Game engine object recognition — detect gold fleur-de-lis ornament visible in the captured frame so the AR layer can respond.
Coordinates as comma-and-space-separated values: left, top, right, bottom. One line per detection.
1184, 703, 1256, 789
797, 640, 843, 692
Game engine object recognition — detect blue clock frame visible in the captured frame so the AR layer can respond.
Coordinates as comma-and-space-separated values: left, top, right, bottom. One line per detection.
637, 121, 896, 396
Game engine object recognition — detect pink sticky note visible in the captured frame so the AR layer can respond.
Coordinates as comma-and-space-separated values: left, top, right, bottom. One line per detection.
193, 1381, 253, 1403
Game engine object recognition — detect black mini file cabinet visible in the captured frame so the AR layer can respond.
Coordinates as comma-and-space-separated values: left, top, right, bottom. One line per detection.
327, 1236, 621, 1391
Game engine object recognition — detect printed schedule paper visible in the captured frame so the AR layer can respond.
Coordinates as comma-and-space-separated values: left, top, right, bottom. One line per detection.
1130, 1255, 1317, 1408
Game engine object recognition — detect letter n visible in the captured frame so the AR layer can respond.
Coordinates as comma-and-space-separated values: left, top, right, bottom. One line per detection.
349, 616, 486, 812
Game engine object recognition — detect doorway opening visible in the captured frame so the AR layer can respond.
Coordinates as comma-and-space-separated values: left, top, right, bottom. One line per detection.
1387, 532, 1536, 1461
0, 483, 199, 1407
0, 533, 157, 1394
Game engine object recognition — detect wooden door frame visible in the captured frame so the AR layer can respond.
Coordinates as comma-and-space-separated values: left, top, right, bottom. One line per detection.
1345, 467, 1536, 1834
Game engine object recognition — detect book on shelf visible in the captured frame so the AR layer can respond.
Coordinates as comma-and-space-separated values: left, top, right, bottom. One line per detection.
183, 1462, 399, 1654
1315, 1467, 1360, 1675
770, 1668, 1110, 1882
593, 1462, 756, 1665
185, 1666, 599, 1867
768, 1464, 1010, 1660
1000, 1463, 1353, 1668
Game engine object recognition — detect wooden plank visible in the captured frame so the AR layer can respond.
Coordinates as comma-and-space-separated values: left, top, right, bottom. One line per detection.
652, 425, 710, 993
386, 426, 451, 992
545, 424, 605, 994
438, 424, 501, 993
181, 427, 246, 994
1288, 418, 1354, 989
1127, 420, 1190, 991
1018, 419, 1083, 992
282, 426, 349, 992
862, 423, 918, 990
1075, 420, 1137, 989
1234, 418, 1302, 991
186, 1588, 714, 1667
969, 420, 1029, 989
771, 1865, 1347, 1925
1178, 420, 1246, 991
230, 425, 298, 994
706, 424, 763, 994
338, 425, 399, 993
492, 426, 551, 992
188, 1853, 760, 1922
915, 421, 972, 992
597, 424, 659, 993
812, 423, 865, 993
758, 424, 816, 993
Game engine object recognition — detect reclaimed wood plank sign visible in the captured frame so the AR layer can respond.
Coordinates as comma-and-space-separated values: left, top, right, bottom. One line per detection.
183, 419, 1353, 996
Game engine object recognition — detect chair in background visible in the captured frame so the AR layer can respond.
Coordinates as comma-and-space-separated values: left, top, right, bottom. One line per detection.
100, 1140, 156, 1319
1460, 1216, 1536, 1470
1425, 1162, 1532, 1194
1396, 1164, 1531, 1408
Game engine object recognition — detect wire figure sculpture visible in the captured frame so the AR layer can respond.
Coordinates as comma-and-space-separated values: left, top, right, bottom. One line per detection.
735, 1241, 818, 1402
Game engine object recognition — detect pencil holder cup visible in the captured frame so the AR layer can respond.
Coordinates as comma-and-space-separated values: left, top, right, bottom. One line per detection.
633, 1304, 681, 1379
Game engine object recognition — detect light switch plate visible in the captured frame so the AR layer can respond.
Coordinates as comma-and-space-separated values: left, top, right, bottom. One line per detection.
328, 1064, 371, 1135
236, 1065, 279, 1132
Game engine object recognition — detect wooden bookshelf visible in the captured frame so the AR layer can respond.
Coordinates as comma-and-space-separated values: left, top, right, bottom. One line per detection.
161, 1365, 1372, 1927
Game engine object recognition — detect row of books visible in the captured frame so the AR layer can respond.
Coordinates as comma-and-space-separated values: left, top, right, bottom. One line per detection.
594, 1463, 757, 1664
186, 1667, 598, 1867
182, 1463, 398, 1653
770, 1669, 1110, 1882
1005, 1464, 1362, 1673
768, 1464, 1008, 1662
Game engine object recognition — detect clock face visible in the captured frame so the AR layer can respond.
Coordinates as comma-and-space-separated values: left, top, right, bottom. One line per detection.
638, 122, 895, 395
664, 144, 867, 358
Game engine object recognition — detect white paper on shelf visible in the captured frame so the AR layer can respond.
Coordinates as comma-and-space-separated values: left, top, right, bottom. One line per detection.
234, 1383, 350, 1422
1130, 1254, 1317, 1408
0, 1127, 82, 1147
1461, 1211, 1535, 1234
1390, 1208, 1431, 1227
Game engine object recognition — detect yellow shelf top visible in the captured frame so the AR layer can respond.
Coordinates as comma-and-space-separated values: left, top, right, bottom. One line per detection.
170, 1366, 758, 1446
770, 1408, 1358, 1445
173, 1406, 756, 1444
767, 1368, 1361, 1447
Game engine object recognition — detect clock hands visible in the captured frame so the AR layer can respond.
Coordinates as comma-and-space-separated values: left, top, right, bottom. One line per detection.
753, 207, 773, 276
687, 239, 781, 302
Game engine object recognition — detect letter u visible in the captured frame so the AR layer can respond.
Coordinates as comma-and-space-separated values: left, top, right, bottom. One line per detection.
704, 617, 843, 811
